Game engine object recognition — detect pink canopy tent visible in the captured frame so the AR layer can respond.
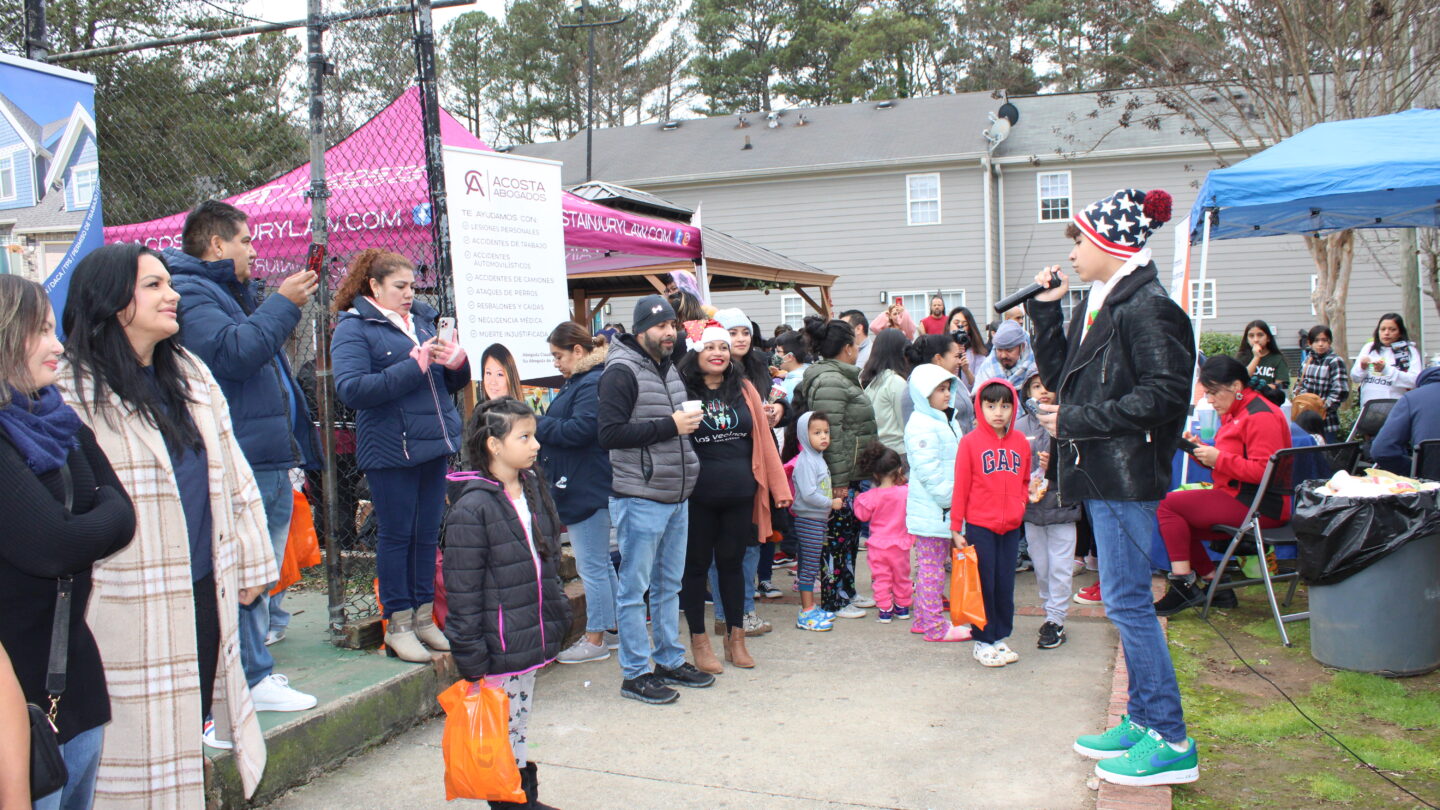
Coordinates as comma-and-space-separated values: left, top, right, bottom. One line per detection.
104, 87, 701, 281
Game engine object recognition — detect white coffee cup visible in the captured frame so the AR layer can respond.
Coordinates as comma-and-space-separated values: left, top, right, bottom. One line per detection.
681, 400, 702, 413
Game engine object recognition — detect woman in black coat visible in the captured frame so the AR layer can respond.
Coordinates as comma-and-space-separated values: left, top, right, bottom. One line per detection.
0, 276, 135, 808
444, 397, 571, 809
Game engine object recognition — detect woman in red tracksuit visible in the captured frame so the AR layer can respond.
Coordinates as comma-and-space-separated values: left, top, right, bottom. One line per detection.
1154, 355, 1291, 616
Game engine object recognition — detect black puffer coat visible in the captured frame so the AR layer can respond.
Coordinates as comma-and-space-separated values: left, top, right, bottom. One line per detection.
1027, 263, 1196, 503
443, 471, 572, 679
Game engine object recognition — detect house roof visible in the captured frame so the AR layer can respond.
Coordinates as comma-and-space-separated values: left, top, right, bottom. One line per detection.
42, 103, 97, 190
0, 93, 43, 155
510, 86, 1243, 186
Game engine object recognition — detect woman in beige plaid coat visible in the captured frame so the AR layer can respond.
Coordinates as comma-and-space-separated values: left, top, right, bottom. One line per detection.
57, 243, 278, 807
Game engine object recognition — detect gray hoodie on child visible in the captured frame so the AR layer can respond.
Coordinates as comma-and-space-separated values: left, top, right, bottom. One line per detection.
790, 411, 834, 521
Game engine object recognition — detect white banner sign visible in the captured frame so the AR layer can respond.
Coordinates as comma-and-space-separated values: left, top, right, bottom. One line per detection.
444, 146, 568, 381
1170, 212, 1191, 312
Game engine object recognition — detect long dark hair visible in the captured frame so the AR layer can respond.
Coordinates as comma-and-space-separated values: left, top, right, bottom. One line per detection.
463, 396, 561, 560
63, 243, 201, 449
1372, 313, 1410, 348
677, 342, 744, 403
801, 315, 855, 360
861, 328, 910, 388
773, 331, 811, 365
1236, 320, 1278, 363
948, 306, 988, 355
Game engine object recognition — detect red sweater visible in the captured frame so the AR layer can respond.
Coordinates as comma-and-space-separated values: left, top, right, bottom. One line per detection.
951, 379, 1032, 534
921, 314, 950, 335
1211, 388, 1293, 519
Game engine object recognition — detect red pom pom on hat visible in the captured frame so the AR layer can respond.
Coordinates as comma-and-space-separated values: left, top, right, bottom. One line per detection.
1143, 189, 1173, 224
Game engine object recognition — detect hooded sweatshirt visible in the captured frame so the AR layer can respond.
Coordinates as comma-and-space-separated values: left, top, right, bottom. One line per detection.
904, 363, 963, 538
951, 377, 1031, 534
788, 411, 834, 520
1371, 365, 1440, 477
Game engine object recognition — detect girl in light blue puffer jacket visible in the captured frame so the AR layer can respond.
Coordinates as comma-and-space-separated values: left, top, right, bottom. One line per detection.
904, 363, 971, 642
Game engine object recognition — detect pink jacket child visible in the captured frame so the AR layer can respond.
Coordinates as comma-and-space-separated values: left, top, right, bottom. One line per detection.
853, 483, 915, 614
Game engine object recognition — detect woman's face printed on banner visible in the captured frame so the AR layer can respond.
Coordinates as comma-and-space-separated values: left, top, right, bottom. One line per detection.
483, 356, 510, 400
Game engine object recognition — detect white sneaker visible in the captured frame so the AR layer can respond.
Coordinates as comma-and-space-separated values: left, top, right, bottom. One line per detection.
264, 629, 286, 646
834, 604, 866, 619
993, 640, 1021, 664
202, 717, 233, 750
250, 673, 317, 712
556, 637, 610, 664
850, 595, 876, 609
603, 630, 620, 650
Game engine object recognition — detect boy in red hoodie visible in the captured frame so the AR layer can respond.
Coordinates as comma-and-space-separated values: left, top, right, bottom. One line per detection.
951, 379, 1032, 667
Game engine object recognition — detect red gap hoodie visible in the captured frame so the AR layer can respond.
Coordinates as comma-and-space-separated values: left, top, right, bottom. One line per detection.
951, 377, 1032, 534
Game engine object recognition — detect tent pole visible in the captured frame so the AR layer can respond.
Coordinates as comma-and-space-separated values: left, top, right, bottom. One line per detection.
1196, 211, 1212, 347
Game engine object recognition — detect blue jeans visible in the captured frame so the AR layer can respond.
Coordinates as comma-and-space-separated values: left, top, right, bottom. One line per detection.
32, 724, 103, 810
240, 467, 294, 687
710, 544, 758, 622
1085, 499, 1188, 743
368, 458, 448, 618
610, 496, 688, 680
569, 508, 619, 634
967, 524, 1021, 644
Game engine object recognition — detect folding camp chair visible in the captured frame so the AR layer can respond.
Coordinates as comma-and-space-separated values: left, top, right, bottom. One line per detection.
1202, 441, 1363, 647
1413, 438, 1440, 480
1346, 398, 1397, 467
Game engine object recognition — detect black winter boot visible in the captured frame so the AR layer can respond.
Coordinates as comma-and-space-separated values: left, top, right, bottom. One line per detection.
522, 762, 560, 809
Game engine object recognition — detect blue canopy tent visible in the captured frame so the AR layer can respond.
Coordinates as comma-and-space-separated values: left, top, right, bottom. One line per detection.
1188, 108, 1440, 241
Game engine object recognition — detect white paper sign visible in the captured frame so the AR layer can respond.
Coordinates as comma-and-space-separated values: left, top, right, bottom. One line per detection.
1170, 212, 1191, 311
444, 147, 568, 381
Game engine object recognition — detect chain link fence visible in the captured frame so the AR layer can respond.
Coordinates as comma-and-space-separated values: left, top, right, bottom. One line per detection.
45, 0, 456, 640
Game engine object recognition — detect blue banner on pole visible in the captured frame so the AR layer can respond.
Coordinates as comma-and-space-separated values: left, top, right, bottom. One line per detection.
0, 54, 102, 331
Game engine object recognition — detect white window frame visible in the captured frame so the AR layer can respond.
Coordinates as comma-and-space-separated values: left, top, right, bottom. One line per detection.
0, 232, 15, 275
906, 173, 941, 226
1189, 279, 1217, 319
70, 162, 98, 208
1037, 170, 1072, 223
888, 289, 966, 316
779, 293, 803, 329
0, 152, 15, 202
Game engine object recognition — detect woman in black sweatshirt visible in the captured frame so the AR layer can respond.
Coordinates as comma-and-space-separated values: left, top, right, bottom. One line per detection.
0, 277, 134, 808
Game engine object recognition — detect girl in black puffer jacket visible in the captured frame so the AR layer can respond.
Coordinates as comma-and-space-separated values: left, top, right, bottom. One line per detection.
443, 397, 572, 810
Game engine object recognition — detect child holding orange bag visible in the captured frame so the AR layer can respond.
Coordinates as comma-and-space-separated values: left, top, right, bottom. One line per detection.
951, 379, 1031, 668
443, 397, 572, 809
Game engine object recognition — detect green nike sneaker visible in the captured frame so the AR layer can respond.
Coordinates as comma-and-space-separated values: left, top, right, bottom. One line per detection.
1095, 728, 1200, 787
1073, 714, 1148, 760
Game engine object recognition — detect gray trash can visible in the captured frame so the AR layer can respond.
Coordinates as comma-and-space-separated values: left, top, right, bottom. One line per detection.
1309, 532, 1440, 676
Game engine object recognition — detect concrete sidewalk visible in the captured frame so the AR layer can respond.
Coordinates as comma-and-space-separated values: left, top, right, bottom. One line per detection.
267, 566, 1116, 809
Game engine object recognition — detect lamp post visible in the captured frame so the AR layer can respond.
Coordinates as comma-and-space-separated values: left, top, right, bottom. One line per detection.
560, 0, 626, 182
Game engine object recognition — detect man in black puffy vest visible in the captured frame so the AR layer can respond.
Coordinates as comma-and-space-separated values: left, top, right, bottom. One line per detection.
597, 295, 711, 704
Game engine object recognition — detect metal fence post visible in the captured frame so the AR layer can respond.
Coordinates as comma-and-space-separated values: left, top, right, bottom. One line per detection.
412, 0, 454, 319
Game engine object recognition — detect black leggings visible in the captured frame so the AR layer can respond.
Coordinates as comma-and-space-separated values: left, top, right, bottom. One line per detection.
681, 496, 753, 635
193, 573, 220, 720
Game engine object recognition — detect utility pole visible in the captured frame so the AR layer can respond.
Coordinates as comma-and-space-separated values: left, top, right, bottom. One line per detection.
560, 0, 625, 182
23, 0, 47, 61
413, 0, 455, 317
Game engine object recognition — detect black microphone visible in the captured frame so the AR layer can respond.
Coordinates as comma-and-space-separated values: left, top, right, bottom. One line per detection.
993, 273, 1064, 314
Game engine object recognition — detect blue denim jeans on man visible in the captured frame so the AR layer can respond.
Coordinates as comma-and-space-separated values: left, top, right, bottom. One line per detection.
32, 724, 104, 810
610, 496, 688, 679
239, 467, 294, 686
568, 508, 619, 633
1086, 498, 1188, 743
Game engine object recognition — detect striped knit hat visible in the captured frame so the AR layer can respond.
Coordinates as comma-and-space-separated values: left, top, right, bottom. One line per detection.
1073, 188, 1174, 259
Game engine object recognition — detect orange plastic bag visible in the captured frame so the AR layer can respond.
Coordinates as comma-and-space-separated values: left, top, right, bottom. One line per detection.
271, 490, 323, 595
437, 679, 525, 802
949, 545, 987, 630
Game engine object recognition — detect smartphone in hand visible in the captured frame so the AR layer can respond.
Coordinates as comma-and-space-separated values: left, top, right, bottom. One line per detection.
437, 317, 456, 344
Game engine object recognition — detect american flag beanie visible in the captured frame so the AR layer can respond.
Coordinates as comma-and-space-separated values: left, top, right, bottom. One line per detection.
1073, 188, 1174, 259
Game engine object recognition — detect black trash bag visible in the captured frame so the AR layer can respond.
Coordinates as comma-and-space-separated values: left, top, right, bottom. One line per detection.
1292, 483, 1440, 586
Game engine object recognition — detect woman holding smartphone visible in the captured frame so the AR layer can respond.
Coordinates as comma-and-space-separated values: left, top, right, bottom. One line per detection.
330, 249, 471, 663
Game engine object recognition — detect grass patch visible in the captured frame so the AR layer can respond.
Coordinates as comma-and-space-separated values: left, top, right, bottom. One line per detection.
1165, 584, 1440, 809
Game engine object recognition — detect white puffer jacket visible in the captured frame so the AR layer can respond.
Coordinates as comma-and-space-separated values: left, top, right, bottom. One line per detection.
904, 363, 965, 538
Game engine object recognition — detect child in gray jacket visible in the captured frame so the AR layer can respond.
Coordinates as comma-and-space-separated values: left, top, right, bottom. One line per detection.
1016, 374, 1082, 650
786, 411, 840, 632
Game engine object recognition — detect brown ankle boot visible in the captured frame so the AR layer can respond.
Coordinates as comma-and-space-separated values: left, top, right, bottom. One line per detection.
690, 633, 722, 674
723, 626, 754, 668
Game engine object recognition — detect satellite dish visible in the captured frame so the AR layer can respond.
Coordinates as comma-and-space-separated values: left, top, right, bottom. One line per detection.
990, 117, 1011, 140
998, 102, 1019, 126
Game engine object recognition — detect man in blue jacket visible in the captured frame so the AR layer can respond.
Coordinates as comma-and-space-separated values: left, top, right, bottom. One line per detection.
1372, 365, 1440, 478
166, 200, 320, 737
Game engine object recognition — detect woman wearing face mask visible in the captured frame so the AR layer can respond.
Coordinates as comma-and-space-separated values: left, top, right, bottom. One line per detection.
331, 249, 471, 663
1350, 313, 1422, 406
57, 243, 277, 806
1153, 355, 1291, 616
0, 276, 135, 810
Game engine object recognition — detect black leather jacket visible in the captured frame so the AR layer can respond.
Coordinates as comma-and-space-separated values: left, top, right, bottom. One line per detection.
1027, 263, 1196, 503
